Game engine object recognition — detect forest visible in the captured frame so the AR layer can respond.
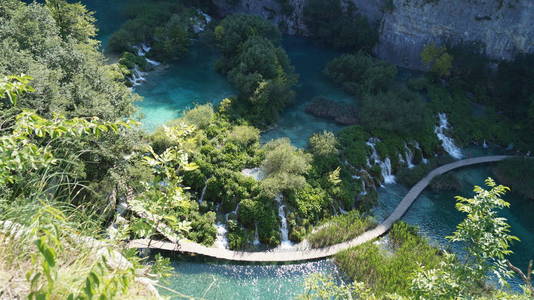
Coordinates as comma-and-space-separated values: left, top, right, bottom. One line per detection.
0, 0, 533, 299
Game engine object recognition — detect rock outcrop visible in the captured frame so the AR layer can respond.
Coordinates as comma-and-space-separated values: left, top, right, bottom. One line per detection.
304, 96, 358, 125
212, 0, 534, 69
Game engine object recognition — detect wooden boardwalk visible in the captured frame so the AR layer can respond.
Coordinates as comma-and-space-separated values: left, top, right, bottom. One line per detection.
128, 155, 511, 262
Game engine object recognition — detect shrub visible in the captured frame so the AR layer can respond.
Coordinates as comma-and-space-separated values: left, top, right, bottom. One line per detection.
324, 53, 397, 96
335, 222, 442, 297
261, 138, 312, 196
303, 0, 377, 52
493, 158, 534, 200
182, 104, 215, 129
359, 88, 432, 136
215, 15, 296, 125
307, 211, 375, 248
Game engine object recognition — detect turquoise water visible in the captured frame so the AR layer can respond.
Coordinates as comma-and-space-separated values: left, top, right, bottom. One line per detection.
158, 256, 341, 299
82, 1, 533, 297
135, 35, 351, 139
374, 149, 534, 288
262, 36, 353, 147
134, 41, 234, 131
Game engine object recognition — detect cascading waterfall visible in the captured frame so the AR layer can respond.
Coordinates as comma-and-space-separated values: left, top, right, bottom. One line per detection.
192, 9, 212, 33
434, 113, 463, 159
360, 180, 367, 196
253, 223, 260, 246
366, 138, 396, 184
275, 194, 293, 249
414, 142, 428, 164
127, 43, 161, 88
214, 223, 229, 249
483, 140, 488, 149
198, 183, 207, 204
404, 143, 415, 168
129, 66, 147, 87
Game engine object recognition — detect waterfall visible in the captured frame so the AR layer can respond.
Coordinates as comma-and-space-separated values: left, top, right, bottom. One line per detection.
225, 202, 241, 222
360, 180, 367, 196
275, 194, 293, 249
128, 66, 147, 87
127, 43, 161, 88
192, 9, 212, 33
241, 168, 265, 181
414, 142, 429, 164
198, 183, 207, 204
380, 158, 396, 184
366, 138, 396, 185
483, 140, 488, 149
145, 58, 160, 66
434, 113, 463, 159
404, 143, 415, 168
214, 222, 229, 249
253, 223, 260, 246
132, 43, 151, 56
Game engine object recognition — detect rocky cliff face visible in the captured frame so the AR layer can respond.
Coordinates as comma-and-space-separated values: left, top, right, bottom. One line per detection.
378, 0, 534, 68
212, 0, 534, 69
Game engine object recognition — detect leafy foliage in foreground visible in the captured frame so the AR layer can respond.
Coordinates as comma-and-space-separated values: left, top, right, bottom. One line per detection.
303, 179, 533, 299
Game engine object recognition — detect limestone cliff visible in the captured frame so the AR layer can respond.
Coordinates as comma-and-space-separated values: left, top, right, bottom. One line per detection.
212, 0, 534, 69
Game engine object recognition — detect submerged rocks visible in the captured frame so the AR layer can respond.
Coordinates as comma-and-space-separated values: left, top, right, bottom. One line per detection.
304, 96, 358, 125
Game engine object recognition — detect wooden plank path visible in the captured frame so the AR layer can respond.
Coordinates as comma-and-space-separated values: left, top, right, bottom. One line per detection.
128, 155, 511, 262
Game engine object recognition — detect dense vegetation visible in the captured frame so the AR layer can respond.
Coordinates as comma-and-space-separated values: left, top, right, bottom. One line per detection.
307, 211, 375, 248
214, 14, 297, 126
2, 0, 534, 298
493, 158, 534, 200
107, 0, 211, 61
301, 180, 533, 299
303, 0, 378, 52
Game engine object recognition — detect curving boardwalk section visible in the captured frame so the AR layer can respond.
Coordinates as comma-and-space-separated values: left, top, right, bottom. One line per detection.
128, 155, 511, 262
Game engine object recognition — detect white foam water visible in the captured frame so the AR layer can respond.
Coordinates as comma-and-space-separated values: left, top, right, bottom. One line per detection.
275, 194, 293, 249
214, 222, 229, 249
366, 138, 396, 185
404, 143, 415, 168
435, 113, 463, 159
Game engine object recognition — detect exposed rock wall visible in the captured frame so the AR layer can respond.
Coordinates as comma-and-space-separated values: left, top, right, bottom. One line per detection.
212, 0, 534, 69
378, 0, 534, 68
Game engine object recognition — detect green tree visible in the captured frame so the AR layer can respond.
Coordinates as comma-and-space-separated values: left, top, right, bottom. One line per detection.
421, 43, 453, 77
303, 0, 377, 52
261, 138, 312, 197
412, 178, 520, 298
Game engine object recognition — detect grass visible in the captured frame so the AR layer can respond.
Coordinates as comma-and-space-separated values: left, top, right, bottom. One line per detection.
307, 210, 375, 248
334, 222, 443, 297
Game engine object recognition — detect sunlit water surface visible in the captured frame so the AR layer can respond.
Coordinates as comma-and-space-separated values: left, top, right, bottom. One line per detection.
83, 1, 534, 297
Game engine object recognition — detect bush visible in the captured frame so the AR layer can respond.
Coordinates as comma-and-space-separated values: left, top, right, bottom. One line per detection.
215, 15, 296, 126
324, 53, 397, 96
287, 184, 330, 224
493, 158, 534, 200
359, 88, 432, 136
335, 222, 442, 297
261, 138, 312, 196
228, 125, 260, 148
118, 51, 149, 71
107, 0, 193, 61
303, 0, 377, 52
307, 211, 375, 248
182, 104, 215, 129
214, 14, 281, 58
